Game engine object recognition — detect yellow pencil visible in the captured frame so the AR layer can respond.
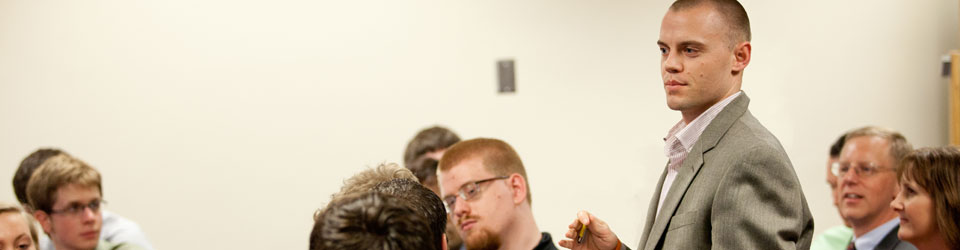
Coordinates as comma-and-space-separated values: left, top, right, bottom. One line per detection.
577, 224, 587, 243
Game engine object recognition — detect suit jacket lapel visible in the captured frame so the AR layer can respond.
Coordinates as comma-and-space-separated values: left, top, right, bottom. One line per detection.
638, 164, 669, 249
640, 93, 751, 250
875, 225, 905, 250
642, 144, 705, 250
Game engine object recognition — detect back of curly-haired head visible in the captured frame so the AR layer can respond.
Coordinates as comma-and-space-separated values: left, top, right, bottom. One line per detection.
311, 192, 439, 250
372, 178, 446, 249
331, 163, 417, 202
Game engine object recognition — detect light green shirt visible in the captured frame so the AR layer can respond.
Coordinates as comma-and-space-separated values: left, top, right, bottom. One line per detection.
810, 225, 854, 250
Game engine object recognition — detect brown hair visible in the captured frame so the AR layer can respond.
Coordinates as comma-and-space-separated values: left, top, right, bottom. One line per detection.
407, 156, 439, 190
0, 202, 39, 247
845, 126, 913, 170
372, 178, 446, 250
25, 154, 102, 213
669, 0, 751, 47
331, 163, 417, 202
898, 146, 960, 249
311, 192, 439, 250
830, 134, 846, 158
438, 138, 531, 204
403, 126, 459, 193
403, 126, 461, 168
315, 163, 419, 222
12, 148, 66, 205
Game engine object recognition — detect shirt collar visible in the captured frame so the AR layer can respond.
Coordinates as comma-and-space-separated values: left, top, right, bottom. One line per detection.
534, 232, 557, 250
853, 217, 900, 250
664, 91, 742, 152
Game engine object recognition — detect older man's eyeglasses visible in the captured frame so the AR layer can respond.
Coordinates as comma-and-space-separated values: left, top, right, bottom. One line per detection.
50, 200, 105, 217
831, 162, 892, 178
443, 176, 509, 214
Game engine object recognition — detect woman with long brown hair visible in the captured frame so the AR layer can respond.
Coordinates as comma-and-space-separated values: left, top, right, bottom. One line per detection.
891, 146, 960, 250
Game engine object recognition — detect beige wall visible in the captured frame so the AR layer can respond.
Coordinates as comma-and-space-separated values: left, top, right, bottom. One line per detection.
0, 1, 956, 249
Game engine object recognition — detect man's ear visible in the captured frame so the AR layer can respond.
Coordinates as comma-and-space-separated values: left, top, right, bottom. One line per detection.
732, 41, 751, 74
33, 210, 53, 235
508, 173, 528, 205
442, 234, 448, 250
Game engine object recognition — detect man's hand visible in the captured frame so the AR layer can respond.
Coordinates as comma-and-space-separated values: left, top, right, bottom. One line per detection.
558, 211, 621, 250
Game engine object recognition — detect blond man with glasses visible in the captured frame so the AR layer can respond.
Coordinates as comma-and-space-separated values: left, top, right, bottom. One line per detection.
26, 154, 143, 250
13, 149, 152, 250
438, 138, 558, 250
836, 126, 917, 250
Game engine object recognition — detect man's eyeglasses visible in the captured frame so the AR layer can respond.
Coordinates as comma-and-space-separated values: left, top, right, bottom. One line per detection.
49, 200, 105, 217
443, 176, 509, 214
831, 162, 892, 178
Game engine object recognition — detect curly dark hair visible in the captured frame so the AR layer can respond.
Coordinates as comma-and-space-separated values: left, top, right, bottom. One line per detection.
311, 192, 439, 250
372, 178, 446, 249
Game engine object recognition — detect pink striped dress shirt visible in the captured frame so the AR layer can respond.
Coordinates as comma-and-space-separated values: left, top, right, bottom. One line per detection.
656, 91, 742, 216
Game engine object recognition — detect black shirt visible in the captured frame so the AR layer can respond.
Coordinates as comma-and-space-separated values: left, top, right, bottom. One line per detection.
534, 232, 559, 250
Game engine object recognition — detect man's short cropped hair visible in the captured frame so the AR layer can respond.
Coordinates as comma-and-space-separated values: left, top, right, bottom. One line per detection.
669, 0, 751, 46
311, 192, 439, 250
438, 138, 532, 204
0, 201, 39, 246
372, 178, 446, 249
829, 134, 846, 158
25, 154, 102, 213
12, 148, 65, 205
845, 126, 913, 170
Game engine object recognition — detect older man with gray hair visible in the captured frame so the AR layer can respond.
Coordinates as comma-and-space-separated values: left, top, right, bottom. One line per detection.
835, 126, 916, 250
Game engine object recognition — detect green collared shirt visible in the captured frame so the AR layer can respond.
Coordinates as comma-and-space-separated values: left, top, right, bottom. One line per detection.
810, 225, 854, 250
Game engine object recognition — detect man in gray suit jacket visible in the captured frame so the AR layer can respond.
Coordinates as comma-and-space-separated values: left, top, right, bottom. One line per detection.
559, 1, 814, 249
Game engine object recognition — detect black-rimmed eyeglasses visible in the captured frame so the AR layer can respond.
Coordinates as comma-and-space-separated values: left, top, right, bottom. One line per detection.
49, 200, 105, 217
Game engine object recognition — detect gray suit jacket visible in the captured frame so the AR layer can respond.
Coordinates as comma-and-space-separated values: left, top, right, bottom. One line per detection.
635, 94, 815, 250
874, 225, 917, 250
